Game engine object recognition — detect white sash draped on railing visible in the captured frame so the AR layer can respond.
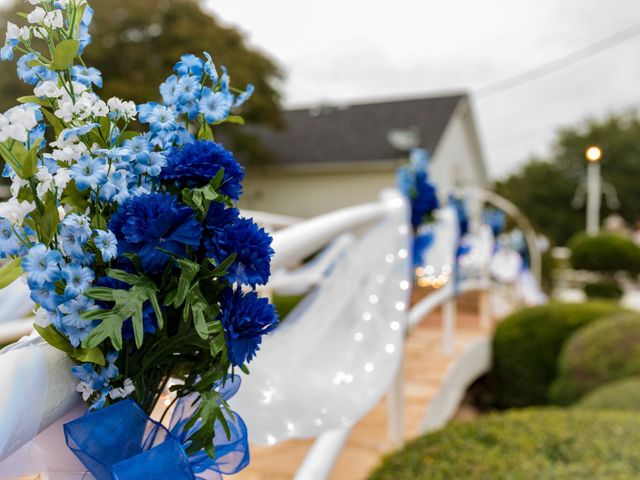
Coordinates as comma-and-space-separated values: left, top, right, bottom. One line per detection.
232, 193, 411, 444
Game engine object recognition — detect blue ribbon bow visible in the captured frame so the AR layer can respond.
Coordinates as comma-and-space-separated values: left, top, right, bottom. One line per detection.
64, 376, 249, 479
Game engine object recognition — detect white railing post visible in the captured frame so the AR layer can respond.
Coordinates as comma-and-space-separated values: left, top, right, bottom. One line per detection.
386, 357, 405, 446
442, 298, 456, 355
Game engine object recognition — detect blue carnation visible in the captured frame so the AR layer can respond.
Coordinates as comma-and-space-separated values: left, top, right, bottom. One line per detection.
204, 202, 273, 287
160, 140, 245, 199
219, 288, 278, 367
109, 193, 202, 273
410, 171, 439, 229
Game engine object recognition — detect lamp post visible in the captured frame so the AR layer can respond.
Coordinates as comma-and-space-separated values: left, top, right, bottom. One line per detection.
585, 146, 602, 235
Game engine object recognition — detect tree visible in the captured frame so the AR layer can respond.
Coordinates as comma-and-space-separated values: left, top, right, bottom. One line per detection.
0, 0, 283, 157
495, 112, 640, 245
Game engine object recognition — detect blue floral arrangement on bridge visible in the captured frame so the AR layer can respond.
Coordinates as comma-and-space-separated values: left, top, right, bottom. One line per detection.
396, 148, 439, 267
0, 0, 278, 477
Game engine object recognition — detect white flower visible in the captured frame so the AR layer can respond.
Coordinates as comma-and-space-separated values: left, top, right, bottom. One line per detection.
44, 10, 63, 29
0, 198, 36, 225
53, 167, 72, 190
6, 22, 29, 42
10, 176, 28, 197
108, 378, 136, 400
34, 81, 63, 98
35, 166, 53, 199
107, 97, 137, 121
91, 99, 109, 118
0, 123, 27, 142
6, 106, 38, 131
27, 0, 46, 4
76, 381, 94, 402
34, 307, 51, 328
27, 7, 46, 24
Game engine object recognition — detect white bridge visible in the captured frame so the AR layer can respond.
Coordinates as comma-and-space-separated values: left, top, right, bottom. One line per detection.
0, 188, 543, 479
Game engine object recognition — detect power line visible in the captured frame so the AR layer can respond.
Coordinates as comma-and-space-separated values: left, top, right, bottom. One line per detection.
476, 21, 640, 99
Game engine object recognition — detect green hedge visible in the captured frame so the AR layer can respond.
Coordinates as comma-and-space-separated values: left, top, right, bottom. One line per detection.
369, 408, 640, 480
577, 377, 640, 411
569, 232, 640, 275
550, 314, 640, 404
491, 302, 625, 407
584, 280, 623, 300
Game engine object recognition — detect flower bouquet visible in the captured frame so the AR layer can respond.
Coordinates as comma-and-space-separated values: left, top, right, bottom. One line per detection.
396, 148, 439, 267
0, 0, 278, 476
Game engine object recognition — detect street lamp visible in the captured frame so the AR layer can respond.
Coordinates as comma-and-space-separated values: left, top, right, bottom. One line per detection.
585, 146, 602, 235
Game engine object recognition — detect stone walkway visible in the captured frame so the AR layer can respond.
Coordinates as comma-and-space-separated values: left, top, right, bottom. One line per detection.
235, 291, 491, 480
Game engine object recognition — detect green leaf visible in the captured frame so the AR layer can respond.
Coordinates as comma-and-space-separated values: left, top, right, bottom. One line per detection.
106, 269, 139, 285
42, 108, 65, 138
117, 130, 140, 144
171, 258, 200, 308
147, 290, 164, 329
197, 122, 214, 141
208, 253, 237, 277
225, 115, 245, 125
21, 142, 40, 178
184, 391, 233, 458
17, 95, 51, 108
50, 39, 79, 71
0, 140, 27, 178
29, 192, 60, 247
60, 180, 89, 213
34, 324, 105, 366
84, 287, 117, 301
0, 257, 23, 289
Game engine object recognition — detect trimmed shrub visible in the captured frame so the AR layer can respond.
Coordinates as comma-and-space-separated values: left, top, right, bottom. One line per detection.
577, 377, 640, 411
550, 314, 640, 404
369, 408, 640, 480
491, 302, 624, 407
569, 232, 640, 275
584, 280, 623, 300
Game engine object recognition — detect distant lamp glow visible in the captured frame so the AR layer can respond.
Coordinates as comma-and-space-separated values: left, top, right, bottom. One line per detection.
585, 146, 602, 162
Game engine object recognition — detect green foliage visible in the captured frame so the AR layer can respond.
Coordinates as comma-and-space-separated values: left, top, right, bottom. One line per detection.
368, 408, 640, 480
569, 232, 640, 275
495, 112, 640, 246
0, 257, 23, 289
491, 302, 625, 407
34, 324, 105, 366
550, 314, 640, 405
584, 280, 623, 300
577, 377, 640, 411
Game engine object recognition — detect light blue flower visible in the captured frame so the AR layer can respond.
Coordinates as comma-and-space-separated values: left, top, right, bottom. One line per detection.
234, 84, 254, 108
159, 75, 179, 105
77, 5, 94, 55
175, 75, 201, 104
94, 230, 118, 262
58, 295, 96, 328
22, 244, 62, 286
71, 66, 103, 88
17, 53, 56, 85
63, 123, 100, 141
62, 214, 93, 243
28, 279, 63, 311
203, 52, 218, 83
1, 44, 14, 62
133, 151, 166, 177
62, 263, 94, 298
199, 88, 232, 124
0, 218, 23, 256
145, 105, 177, 132
99, 169, 130, 203
175, 54, 204, 77
70, 155, 107, 191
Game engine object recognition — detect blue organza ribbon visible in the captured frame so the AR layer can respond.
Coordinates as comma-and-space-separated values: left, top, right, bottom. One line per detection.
64, 376, 249, 480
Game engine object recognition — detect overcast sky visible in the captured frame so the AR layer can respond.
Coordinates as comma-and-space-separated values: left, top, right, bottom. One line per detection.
203, 0, 640, 180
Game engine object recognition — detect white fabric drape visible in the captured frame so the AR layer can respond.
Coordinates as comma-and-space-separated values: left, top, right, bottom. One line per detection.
232, 195, 412, 444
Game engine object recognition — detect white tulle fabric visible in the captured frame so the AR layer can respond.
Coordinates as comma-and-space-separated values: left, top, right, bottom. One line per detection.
0, 338, 82, 477
458, 225, 495, 279
232, 195, 411, 445
0, 277, 34, 323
